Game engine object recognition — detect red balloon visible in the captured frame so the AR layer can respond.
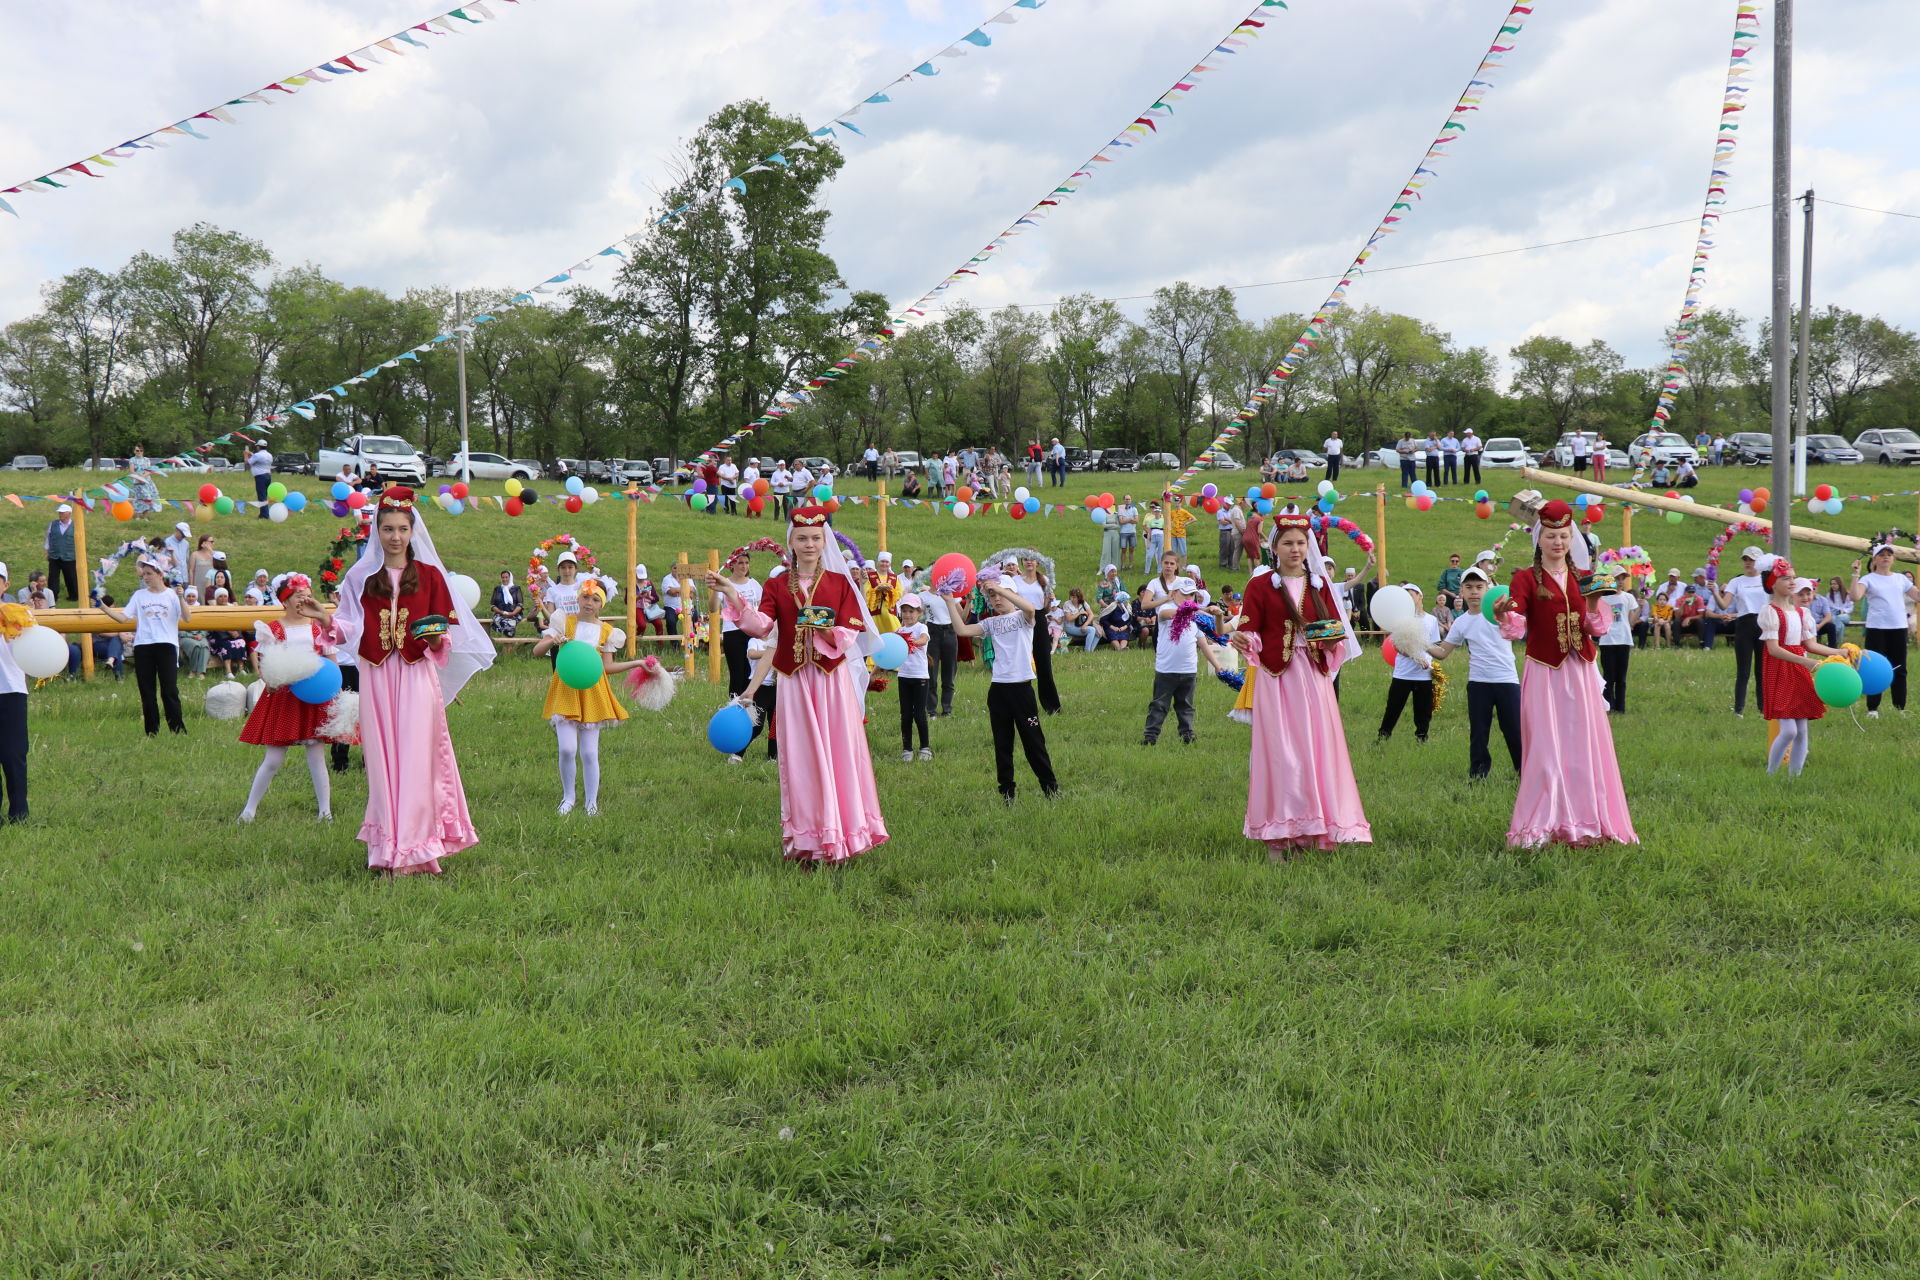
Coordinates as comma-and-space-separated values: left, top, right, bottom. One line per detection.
929, 552, 977, 597
1100, 493, 1114, 508
1010, 504, 1027, 520
565, 495, 584, 514
450, 482, 469, 500
1584, 506, 1603, 524
747, 496, 765, 513
345, 491, 368, 510
1381, 638, 1398, 666
198, 483, 219, 504
1814, 483, 1834, 501
1415, 494, 1435, 511
1083, 494, 1100, 509
504, 496, 525, 517
1202, 496, 1221, 514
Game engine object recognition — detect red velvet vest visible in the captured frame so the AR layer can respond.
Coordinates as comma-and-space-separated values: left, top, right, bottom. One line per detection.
759, 570, 862, 676
1240, 571, 1344, 676
357, 562, 456, 667
1508, 566, 1595, 667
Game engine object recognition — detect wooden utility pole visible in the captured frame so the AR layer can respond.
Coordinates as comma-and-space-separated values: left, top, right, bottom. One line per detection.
625, 493, 638, 658
72, 501, 94, 679
707, 549, 723, 684
1373, 484, 1388, 586
876, 477, 888, 555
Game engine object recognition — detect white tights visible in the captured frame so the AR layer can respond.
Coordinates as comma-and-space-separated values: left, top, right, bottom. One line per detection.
1767, 718, 1811, 777
240, 744, 331, 820
555, 721, 603, 811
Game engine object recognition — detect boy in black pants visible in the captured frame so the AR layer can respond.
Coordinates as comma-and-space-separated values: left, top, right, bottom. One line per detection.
1377, 583, 1440, 742
1427, 568, 1521, 779
0, 562, 28, 821
950, 577, 1056, 804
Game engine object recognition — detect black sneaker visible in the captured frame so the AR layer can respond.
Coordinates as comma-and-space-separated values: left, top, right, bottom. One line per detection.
1141, 736, 1157, 747
1180, 735, 1197, 745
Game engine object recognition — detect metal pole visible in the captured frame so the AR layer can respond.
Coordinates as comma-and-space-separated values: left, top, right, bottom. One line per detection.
455, 290, 471, 488
1767, 0, 1793, 554
1791, 189, 1815, 497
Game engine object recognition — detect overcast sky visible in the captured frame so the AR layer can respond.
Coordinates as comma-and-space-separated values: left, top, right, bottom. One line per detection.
4, 0, 1919, 390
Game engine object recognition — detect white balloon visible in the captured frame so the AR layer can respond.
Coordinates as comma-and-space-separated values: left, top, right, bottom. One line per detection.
267, 502, 290, 523
952, 502, 972, 520
1368, 584, 1417, 629
581, 487, 600, 505
247, 680, 265, 710
448, 572, 483, 612
1317, 479, 1333, 496
11, 626, 66, 679
1014, 486, 1031, 502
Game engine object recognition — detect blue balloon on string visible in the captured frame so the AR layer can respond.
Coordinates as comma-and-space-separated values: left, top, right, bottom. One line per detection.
1255, 499, 1273, 515
1317, 497, 1334, 513
284, 491, 307, 512
331, 481, 351, 501
1857, 650, 1894, 696
566, 476, 585, 496
1023, 497, 1039, 514
290, 658, 343, 706
872, 633, 909, 671
1410, 480, 1428, 497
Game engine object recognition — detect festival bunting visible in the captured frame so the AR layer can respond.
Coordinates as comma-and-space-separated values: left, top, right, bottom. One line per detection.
1644, 4, 1760, 433
1168, 0, 1542, 494
687, 0, 1289, 470
1, 2, 525, 220
214, 0, 1049, 450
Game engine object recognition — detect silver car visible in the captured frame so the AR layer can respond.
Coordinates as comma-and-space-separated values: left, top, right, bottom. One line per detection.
1854, 428, 1920, 466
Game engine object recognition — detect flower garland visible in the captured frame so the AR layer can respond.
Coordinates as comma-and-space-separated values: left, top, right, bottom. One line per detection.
316, 522, 370, 598
528, 534, 598, 600
1598, 545, 1654, 579
727, 537, 787, 568
1703, 520, 1770, 583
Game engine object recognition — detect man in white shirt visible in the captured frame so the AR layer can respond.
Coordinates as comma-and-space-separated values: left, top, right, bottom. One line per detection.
244, 444, 275, 518
1048, 438, 1067, 487
770, 463, 794, 518
1427, 567, 1521, 778
1322, 431, 1344, 484
1717, 546, 1771, 716
162, 521, 193, 587
862, 444, 880, 482
717, 456, 740, 515
1440, 431, 1461, 486
790, 463, 814, 504
0, 561, 28, 820
1461, 429, 1483, 485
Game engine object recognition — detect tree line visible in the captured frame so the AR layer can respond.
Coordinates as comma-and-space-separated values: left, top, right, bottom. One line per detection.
3, 100, 1917, 469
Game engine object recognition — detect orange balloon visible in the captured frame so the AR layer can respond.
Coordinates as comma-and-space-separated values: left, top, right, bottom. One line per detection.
1261, 483, 1277, 500
1083, 494, 1099, 509
825, 498, 841, 514
1753, 486, 1771, 503
753, 478, 770, 496
111, 501, 134, 522
1750, 498, 1768, 515
956, 486, 973, 502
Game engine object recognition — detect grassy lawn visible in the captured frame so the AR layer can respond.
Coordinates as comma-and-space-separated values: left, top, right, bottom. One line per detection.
3, 462, 1919, 1277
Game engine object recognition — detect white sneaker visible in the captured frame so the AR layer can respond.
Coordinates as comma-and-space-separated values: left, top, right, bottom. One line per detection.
1868, 710, 1880, 719
918, 747, 933, 761
584, 803, 599, 817
558, 799, 575, 815
235, 810, 254, 825
317, 810, 332, 822
901, 750, 914, 762
726, 753, 744, 764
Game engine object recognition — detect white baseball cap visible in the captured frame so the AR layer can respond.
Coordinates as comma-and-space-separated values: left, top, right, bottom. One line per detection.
1740, 546, 1765, 560
57, 503, 72, 514
1170, 576, 1197, 593
557, 551, 578, 565
0, 561, 9, 581
175, 521, 191, 535
1475, 549, 1500, 563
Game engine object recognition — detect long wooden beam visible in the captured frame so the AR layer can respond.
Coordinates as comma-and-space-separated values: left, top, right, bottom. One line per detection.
1519, 467, 1920, 565
33, 603, 335, 636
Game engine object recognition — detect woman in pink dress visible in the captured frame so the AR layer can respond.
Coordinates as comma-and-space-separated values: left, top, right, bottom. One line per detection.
707, 504, 887, 866
1492, 498, 1637, 847
334, 487, 495, 874
1230, 513, 1370, 860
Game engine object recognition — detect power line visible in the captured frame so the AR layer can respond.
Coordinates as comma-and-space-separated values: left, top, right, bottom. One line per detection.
1815, 196, 1920, 221
930, 202, 1775, 313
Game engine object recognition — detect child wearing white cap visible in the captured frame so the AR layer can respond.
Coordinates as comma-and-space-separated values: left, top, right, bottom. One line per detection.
894, 594, 932, 761
1377, 584, 1441, 743
1143, 576, 1224, 746
1427, 567, 1521, 779
0, 562, 28, 820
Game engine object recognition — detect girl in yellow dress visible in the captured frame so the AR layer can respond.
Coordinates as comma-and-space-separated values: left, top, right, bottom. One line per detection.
532, 578, 646, 815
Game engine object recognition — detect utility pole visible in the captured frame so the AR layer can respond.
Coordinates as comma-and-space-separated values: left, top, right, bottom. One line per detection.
1767, 0, 1793, 554
454, 290, 471, 488
1791, 189, 1814, 497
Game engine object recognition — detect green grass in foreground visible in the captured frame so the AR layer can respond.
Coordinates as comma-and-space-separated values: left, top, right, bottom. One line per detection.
4, 630, 1920, 1277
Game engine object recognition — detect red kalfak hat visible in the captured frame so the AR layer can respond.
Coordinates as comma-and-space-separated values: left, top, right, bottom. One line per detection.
377, 486, 417, 513
1536, 499, 1575, 529
789, 504, 833, 527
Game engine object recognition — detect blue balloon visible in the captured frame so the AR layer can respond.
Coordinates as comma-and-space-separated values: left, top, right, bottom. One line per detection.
1574, 493, 1591, 508
1246, 487, 1261, 502
290, 658, 343, 706
1091, 508, 1109, 525
445, 498, 465, 515
1023, 497, 1040, 514
1255, 499, 1273, 515
1317, 497, 1334, 513
566, 475, 585, 496
331, 481, 351, 500
1410, 481, 1428, 496
284, 491, 308, 512
1857, 649, 1895, 697
872, 633, 909, 671
708, 703, 755, 754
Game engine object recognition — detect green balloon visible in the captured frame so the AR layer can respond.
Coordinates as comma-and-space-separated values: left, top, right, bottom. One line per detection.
556, 639, 604, 691
266, 481, 288, 502
1481, 584, 1510, 622
690, 493, 707, 510
1665, 510, 1685, 524
1813, 660, 1862, 708
1474, 489, 1489, 502
213, 496, 235, 515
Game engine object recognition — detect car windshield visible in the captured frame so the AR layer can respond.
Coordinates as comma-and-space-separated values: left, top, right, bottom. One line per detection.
1808, 435, 1847, 448
1881, 430, 1920, 445
362, 439, 414, 456
1486, 439, 1523, 450
1652, 435, 1686, 447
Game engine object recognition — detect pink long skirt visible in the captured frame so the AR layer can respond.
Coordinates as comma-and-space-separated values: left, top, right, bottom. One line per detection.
774, 664, 888, 864
1245, 658, 1371, 856
1508, 657, 1638, 848
358, 656, 478, 874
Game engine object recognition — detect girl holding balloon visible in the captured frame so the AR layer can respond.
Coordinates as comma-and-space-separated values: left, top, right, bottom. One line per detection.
1759, 560, 1851, 776
1850, 543, 1918, 715
236, 574, 350, 823
706, 504, 888, 866
533, 577, 645, 816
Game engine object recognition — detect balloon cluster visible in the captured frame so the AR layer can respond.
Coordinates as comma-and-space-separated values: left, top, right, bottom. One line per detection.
1572, 493, 1605, 525
556, 475, 605, 515
1240, 482, 1282, 516
1404, 480, 1437, 512
1806, 483, 1846, 516
1313, 478, 1345, 515
1473, 488, 1494, 519
328, 480, 374, 518
427, 481, 471, 516
1006, 486, 1042, 521
1082, 492, 1117, 525
1661, 489, 1699, 524
1736, 485, 1772, 517
189, 480, 307, 523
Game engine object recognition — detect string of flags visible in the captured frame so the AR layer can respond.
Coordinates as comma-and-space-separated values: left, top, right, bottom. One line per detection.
222, 0, 1049, 445
1644, 3, 1760, 432
687, 0, 1290, 470
1, 1, 525, 220
1169, 0, 1541, 494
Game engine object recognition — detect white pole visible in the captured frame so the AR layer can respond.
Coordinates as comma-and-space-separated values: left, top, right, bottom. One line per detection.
1767, 0, 1793, 554
1791, 189, 1814, 497
455, 289, 471, 487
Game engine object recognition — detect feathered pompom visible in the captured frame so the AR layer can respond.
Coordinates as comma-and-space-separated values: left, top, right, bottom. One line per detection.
1387, 617, 1433, 662
0, 602, 31, 641
246, 680, 265, 711
1215, 668, 1245, 691
205, 680, 248, 721
258, 641, 322, 689
318, 691, 360, 744
623, 655, 676, 712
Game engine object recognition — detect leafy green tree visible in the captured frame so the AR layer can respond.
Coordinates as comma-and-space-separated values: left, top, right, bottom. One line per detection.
1508, 334, 1623, 439
1145, 282, 1237, 463
122, 223, 273, 435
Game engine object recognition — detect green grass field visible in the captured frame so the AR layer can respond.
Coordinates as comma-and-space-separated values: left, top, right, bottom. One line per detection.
4, 462, 1920, 1277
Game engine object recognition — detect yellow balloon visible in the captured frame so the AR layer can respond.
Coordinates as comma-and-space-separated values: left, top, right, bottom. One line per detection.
504, 478, 523, 498
196, 504, 216, 521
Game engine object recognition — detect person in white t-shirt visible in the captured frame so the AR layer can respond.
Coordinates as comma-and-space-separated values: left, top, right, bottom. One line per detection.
1594, 567, 1639, 715
718, 550, 764, 697
1850, 542, 1918, 715
949, 577, 1057, 802
245, 444, 275, 518
790, 464, 815, 505
1143, 576, 1222, 746
770, 464, 794, 518
542, 552, 583, 630
100, 556, 191, 736
737, 630, 780, 763
893, 594, 933, 761
1427, 567, 1520, 778
235, 572, 346, 823
0, 561, 29, 820
717, 458, 741, 515
1377, 584, 1441, 742
1717, 546, 1771, 716
1322, 431, 1344, 484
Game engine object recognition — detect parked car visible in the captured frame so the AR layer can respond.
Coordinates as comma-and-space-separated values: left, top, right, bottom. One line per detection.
1063, 448, 1094, 472
1627, 432, 1700, 467
1727, 432, 1773, 466
318, 435, 429, 487
883, 449, 922, 476
206, 458, 238, 472
1267, 449, 1327, 471
277, 451, 314, 475
1194, 453, 1243, 470
9, 455, 49, 472
611, 459, 654, 486
160, 456, 211, 473
1547, 432, 1606, 467
1801, 433, 1862, 465
79, 457, 125, 472
443, 451, 539, 481
1367, 447, 1402, 469
420, 454, 447, 479
797, 456, 836, 479
1139, 452, 1180, 470
1092, 449, 1140, 472
1854, 428, 1920, 466
1478, 437, 1534, 469
511, 459, 545, 480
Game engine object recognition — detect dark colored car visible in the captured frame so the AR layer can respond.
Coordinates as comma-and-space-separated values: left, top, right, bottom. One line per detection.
1728, 432, 1772, 466
1064, 448, 1094, 472
278, 451, 314, 475
1803, 433, 1862, 465
1093, 449, 1140, 472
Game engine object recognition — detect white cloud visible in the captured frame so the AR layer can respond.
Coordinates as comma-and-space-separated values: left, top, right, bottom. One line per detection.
2, 0, 1917, 397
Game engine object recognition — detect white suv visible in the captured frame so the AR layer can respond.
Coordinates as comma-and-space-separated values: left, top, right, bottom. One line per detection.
445, 451, 538, 481
1478, 438, 1533, 469
1627, 432, 1700, 467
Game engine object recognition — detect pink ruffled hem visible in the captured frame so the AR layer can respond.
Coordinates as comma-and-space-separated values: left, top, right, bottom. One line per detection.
1506, 823, 1639, 850
782, 828, 889, 865
1247, 818, 1373, 853
360, 821, 477, 874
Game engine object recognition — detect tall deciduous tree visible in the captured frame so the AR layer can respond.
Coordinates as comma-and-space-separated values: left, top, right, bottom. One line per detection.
1320, 306, 1445, 449
40, 267, 138, 463
1508, 334, 1623, 438
123, 223, 273, 434
1044, 294, 1123, 449
1145, 282, 1237, 462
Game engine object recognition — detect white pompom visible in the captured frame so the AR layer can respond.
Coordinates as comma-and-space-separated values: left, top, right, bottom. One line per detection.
318, 690, 359, 743
258, 641, 323, 689
205, 680, 248, 721
1388, 617, 1434, 661
246, 680, 265, 710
